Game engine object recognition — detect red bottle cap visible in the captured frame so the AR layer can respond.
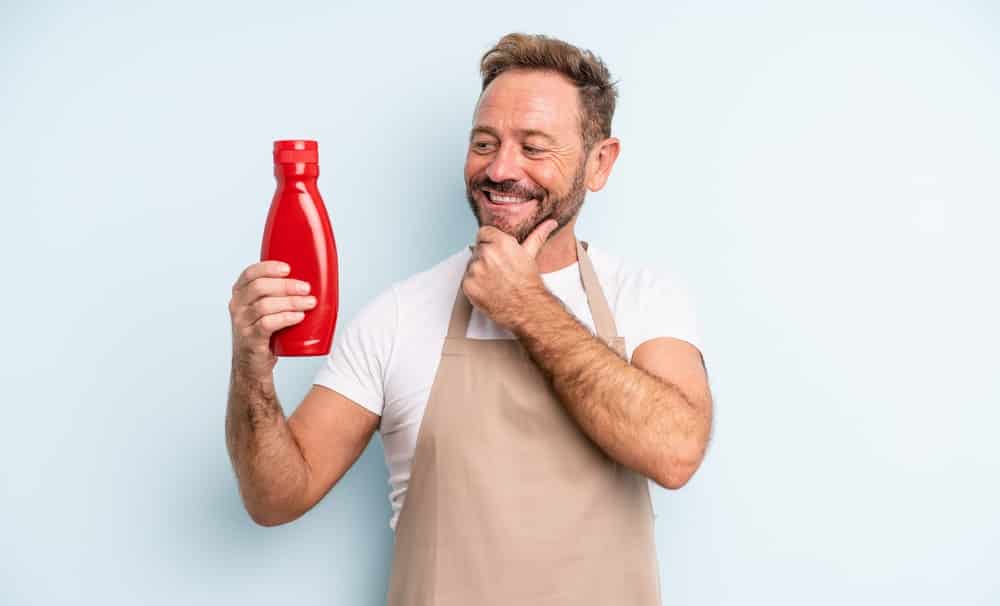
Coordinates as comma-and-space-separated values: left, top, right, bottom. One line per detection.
273, 140, 318, 164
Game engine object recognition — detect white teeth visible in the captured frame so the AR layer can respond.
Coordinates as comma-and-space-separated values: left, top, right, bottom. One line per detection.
487, 191, 531, 204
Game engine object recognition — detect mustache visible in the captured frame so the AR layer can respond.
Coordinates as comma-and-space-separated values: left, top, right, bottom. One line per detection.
471, 177, 544, 200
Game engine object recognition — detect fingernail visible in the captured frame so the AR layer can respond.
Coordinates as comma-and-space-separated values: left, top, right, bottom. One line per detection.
279, 263, 290, 273
306, 296, 317, 306
296, 282, 310, 293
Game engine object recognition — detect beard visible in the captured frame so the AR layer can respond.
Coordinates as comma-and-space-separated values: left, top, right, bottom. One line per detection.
465, 160, 587, 244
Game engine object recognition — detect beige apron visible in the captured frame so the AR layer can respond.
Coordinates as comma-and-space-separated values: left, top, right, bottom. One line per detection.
387, 240, 661, 606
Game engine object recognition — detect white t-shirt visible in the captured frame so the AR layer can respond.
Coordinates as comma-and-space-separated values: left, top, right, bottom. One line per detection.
312, 242, 705, 530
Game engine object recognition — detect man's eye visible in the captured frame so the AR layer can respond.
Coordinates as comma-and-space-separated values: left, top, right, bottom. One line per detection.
473, 142, 495, 152
523, 146, 542, 155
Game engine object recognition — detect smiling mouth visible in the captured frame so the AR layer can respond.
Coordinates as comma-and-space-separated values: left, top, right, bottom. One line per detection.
482, 188, 537, 205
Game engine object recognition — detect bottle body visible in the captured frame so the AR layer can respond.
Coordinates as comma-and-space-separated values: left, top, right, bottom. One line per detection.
260, 140, 339, 356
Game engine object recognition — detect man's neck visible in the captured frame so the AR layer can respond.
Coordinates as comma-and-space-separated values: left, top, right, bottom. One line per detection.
535, 224, 580, 274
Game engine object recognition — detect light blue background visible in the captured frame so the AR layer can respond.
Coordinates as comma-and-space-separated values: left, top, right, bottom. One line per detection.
2, 1, 998, 604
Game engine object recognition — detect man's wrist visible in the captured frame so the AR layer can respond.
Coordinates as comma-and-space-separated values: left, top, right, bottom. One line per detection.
232, 351, 277, 396
510, 286, 563, 338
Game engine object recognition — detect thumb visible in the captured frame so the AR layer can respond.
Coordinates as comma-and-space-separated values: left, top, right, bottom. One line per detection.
523, 219, 559, 258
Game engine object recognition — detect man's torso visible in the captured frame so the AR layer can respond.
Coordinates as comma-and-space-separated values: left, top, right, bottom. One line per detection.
312, 241, 703, 529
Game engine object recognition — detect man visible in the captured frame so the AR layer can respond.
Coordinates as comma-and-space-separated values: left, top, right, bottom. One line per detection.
226, 33, 713, 604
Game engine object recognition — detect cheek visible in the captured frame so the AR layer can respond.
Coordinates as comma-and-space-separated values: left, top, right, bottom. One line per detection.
465, 155, 487, 182
526, 163, 562, 192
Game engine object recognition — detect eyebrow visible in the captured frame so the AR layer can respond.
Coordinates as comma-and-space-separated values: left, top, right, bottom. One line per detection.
470, 126, 557, 144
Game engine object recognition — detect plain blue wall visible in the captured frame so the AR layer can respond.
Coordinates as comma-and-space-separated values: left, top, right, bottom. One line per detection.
2, 1, 998, 604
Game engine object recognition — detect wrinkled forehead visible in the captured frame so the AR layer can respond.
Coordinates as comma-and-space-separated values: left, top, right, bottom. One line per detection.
472, 69, 582, 140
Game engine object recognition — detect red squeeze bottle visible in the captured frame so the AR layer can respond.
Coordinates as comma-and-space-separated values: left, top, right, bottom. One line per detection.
260, 140, 339, 356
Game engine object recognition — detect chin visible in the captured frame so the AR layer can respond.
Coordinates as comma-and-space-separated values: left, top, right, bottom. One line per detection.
475, 205, 516, 232
483, 218, 523, 237
469, 196, 544, 243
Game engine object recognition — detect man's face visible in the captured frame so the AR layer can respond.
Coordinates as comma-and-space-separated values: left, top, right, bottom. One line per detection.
464, 69, 589, 244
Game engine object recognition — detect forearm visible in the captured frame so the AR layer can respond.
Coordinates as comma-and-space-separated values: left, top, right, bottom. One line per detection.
513, 290, 708, 488
225, 356, 310, 525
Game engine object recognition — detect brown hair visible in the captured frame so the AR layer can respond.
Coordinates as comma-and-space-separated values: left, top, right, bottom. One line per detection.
479, 33, 618, 151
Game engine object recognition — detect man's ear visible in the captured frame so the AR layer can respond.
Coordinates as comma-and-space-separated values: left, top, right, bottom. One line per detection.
585, 137, 621, 192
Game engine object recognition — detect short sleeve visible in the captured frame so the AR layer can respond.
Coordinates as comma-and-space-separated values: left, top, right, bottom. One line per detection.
630, 270, 705, 368
311, 285, 398, 416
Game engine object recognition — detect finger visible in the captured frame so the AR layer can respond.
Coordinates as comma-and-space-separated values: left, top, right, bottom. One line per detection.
236, 277, 311, 306
476, 225, 505, 245
246, 295, 317, 325
522, 219, 558, 258
250, 310, 306, 340
233, 261, 290, 292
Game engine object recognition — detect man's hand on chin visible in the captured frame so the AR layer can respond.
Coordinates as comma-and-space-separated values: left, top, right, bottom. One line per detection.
462, 220, 558, 331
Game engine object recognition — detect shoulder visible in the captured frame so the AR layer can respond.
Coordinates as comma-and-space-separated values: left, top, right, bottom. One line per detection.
392, 247, 470, 320
347, 247, 469, 330
585, 242, 703, 359
586, 243, 695, 306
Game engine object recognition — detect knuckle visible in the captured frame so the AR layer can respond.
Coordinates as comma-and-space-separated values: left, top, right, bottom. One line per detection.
249, 299, 266, 316
250, 280, 269, 297
258, 315, 276, 333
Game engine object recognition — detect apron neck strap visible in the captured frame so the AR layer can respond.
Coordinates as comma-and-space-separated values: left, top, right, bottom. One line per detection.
576, 240, 620, 343
447, 239, 620, 342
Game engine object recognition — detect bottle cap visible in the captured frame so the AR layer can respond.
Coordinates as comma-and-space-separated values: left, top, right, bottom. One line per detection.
273, 140, 318, 164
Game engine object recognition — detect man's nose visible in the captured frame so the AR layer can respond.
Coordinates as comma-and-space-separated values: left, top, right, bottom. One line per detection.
485, 142, 524, 183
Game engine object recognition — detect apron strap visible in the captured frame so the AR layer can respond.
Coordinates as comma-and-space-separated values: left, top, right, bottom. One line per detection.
447, 277, 473, 338
447, 239, 619, 342
576, 240, 620, 343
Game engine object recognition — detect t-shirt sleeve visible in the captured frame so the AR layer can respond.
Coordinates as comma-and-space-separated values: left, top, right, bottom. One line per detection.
629, 269, 705, 368
311, 284, 398, 416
